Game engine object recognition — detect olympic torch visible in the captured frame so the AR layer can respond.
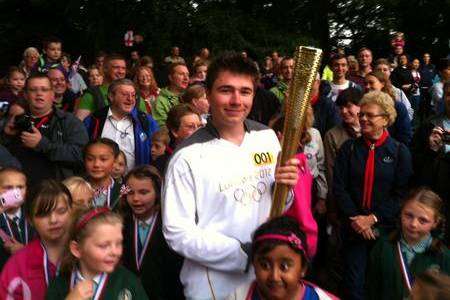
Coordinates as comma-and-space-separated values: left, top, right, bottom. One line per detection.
270, 46, 322, 218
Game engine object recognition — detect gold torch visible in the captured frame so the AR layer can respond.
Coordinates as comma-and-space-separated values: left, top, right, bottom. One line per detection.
270, 46, 322, 218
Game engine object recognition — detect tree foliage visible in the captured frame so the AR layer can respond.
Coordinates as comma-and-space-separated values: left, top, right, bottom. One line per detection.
0, 0, 448, 73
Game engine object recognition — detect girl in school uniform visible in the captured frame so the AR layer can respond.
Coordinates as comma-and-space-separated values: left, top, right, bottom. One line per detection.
84, 138, 122, 210
228, 216, 338, 300
46, 207, 148, 299
367, 187, 450, 300
121, 165, 184, 300
0, 180, 73, 300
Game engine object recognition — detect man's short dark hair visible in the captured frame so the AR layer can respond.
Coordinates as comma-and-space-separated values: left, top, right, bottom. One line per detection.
206, 51, 259, 90
25, 73, 52, 91
330, 53, 348, 66
43, 36, 62, 50
335, 87, 363, 107
105, 54, 126, 66
280, 56, 294, 66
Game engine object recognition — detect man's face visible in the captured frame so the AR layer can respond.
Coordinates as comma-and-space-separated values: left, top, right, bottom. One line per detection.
399, 55, 408, 67
169, 65, 189, 90
110, 84, 136, 115
331, 58, 349, 79
423, 53, 431, 64
47, 69, 68, 96
358, 50, 372, 68
45, 42, 62, 62
25, 78, 55, 114
106, 59, 126, 81
281, 59, 294, 81
131, 51, 139, 61
207, 71, 254, 130
172, 47, 180, 56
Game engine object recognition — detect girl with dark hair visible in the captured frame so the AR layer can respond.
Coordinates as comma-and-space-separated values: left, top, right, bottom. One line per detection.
228, 216, 337, 300
0, 180, 72, 299
121, 165, 184, 299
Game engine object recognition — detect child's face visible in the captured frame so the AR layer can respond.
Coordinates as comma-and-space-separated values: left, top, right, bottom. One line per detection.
111, 155, 127, 179
254, 245, 304, 300
33, 196, 71, 243
0, 172, 27, 210
71, 188, 94, 209
151, 141, 166, 159
88, 68, 103, 86
84, 144, 115, 181
401, 201, 438, 244
72, 223, 123, 275
126, 176, 157, 219
9, 72, 25, 92
45, 42, 62, 61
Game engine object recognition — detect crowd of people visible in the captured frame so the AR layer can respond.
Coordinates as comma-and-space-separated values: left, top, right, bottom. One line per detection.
0, 32, 449, 300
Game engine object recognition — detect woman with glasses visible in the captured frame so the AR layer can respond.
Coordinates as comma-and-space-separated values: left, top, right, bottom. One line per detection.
333, 90, 413, 300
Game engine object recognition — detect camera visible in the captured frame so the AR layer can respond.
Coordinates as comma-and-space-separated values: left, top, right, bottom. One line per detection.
0, 188, 24, 209
14, 114, 33, 133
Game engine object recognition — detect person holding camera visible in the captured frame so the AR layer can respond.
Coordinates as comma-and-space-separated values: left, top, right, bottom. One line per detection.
412, 80, 450, 242
1, 73, 88, 187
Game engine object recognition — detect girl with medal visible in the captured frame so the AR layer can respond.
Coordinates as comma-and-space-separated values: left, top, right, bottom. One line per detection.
367, 188, 450, 300
0, 180, 72, 300
0, 168, 34, 269
46, 207, 148, 300
228, 216, 337, 300
84, 138, 122, 210
121, 165, 184, 300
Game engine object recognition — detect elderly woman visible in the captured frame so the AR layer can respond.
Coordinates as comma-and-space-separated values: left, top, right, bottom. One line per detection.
333, 90, 413, 300
19, 47, 39, 78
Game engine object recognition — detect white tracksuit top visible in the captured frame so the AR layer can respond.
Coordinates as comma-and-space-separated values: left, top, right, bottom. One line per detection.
162, 119, 281, 300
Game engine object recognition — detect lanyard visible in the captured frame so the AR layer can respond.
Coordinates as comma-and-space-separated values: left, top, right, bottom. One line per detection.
396, 242, 414, 292
133, 213, 158, 271
70, 270, 109, 300
41, 242, 59, 287
93, 179, 114, 208
34, 115, 50, 129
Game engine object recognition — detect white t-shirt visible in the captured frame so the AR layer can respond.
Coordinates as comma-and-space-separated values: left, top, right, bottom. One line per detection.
163, 119, 281, 299
330, 81, 350, 102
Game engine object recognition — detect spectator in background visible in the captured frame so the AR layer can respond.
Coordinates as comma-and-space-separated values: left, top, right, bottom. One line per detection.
349, 47, 373, 88
189, 60, 208, 86
333, 90, 412, 300
87, 65, 104, 87
60, 52, 87, 95
391, 54, 415, 98
19, 47, 39, 78
375, 58, 414, 120
84, 79, 159, 170
35, 36, 62, 73
47, 67, 79, 112
2, 74, 88, 187
0, 67, 26, 106
430, 58, 450, 114
134, 66, 160, 114
166, 103, 202, 148
95, 51, 107, 70
329, 53, 361, 102
152, 63, 189, 126
181, 84, 209, 125
164, 46, 185, 65
193, 47, 210, 65
270, 56, 293, 105
347, 55, 359, 77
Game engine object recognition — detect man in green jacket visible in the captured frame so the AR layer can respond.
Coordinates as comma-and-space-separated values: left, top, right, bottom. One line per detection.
152, 62, 189, 126
270, 56, 294, 105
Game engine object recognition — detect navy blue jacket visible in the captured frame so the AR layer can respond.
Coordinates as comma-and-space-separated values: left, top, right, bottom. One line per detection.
333, 136, 412, 230
84, 107, 159, 166
389, 101, 412, 145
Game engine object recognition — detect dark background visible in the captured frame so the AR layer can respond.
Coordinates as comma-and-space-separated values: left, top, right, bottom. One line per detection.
0, 0, 448, 74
